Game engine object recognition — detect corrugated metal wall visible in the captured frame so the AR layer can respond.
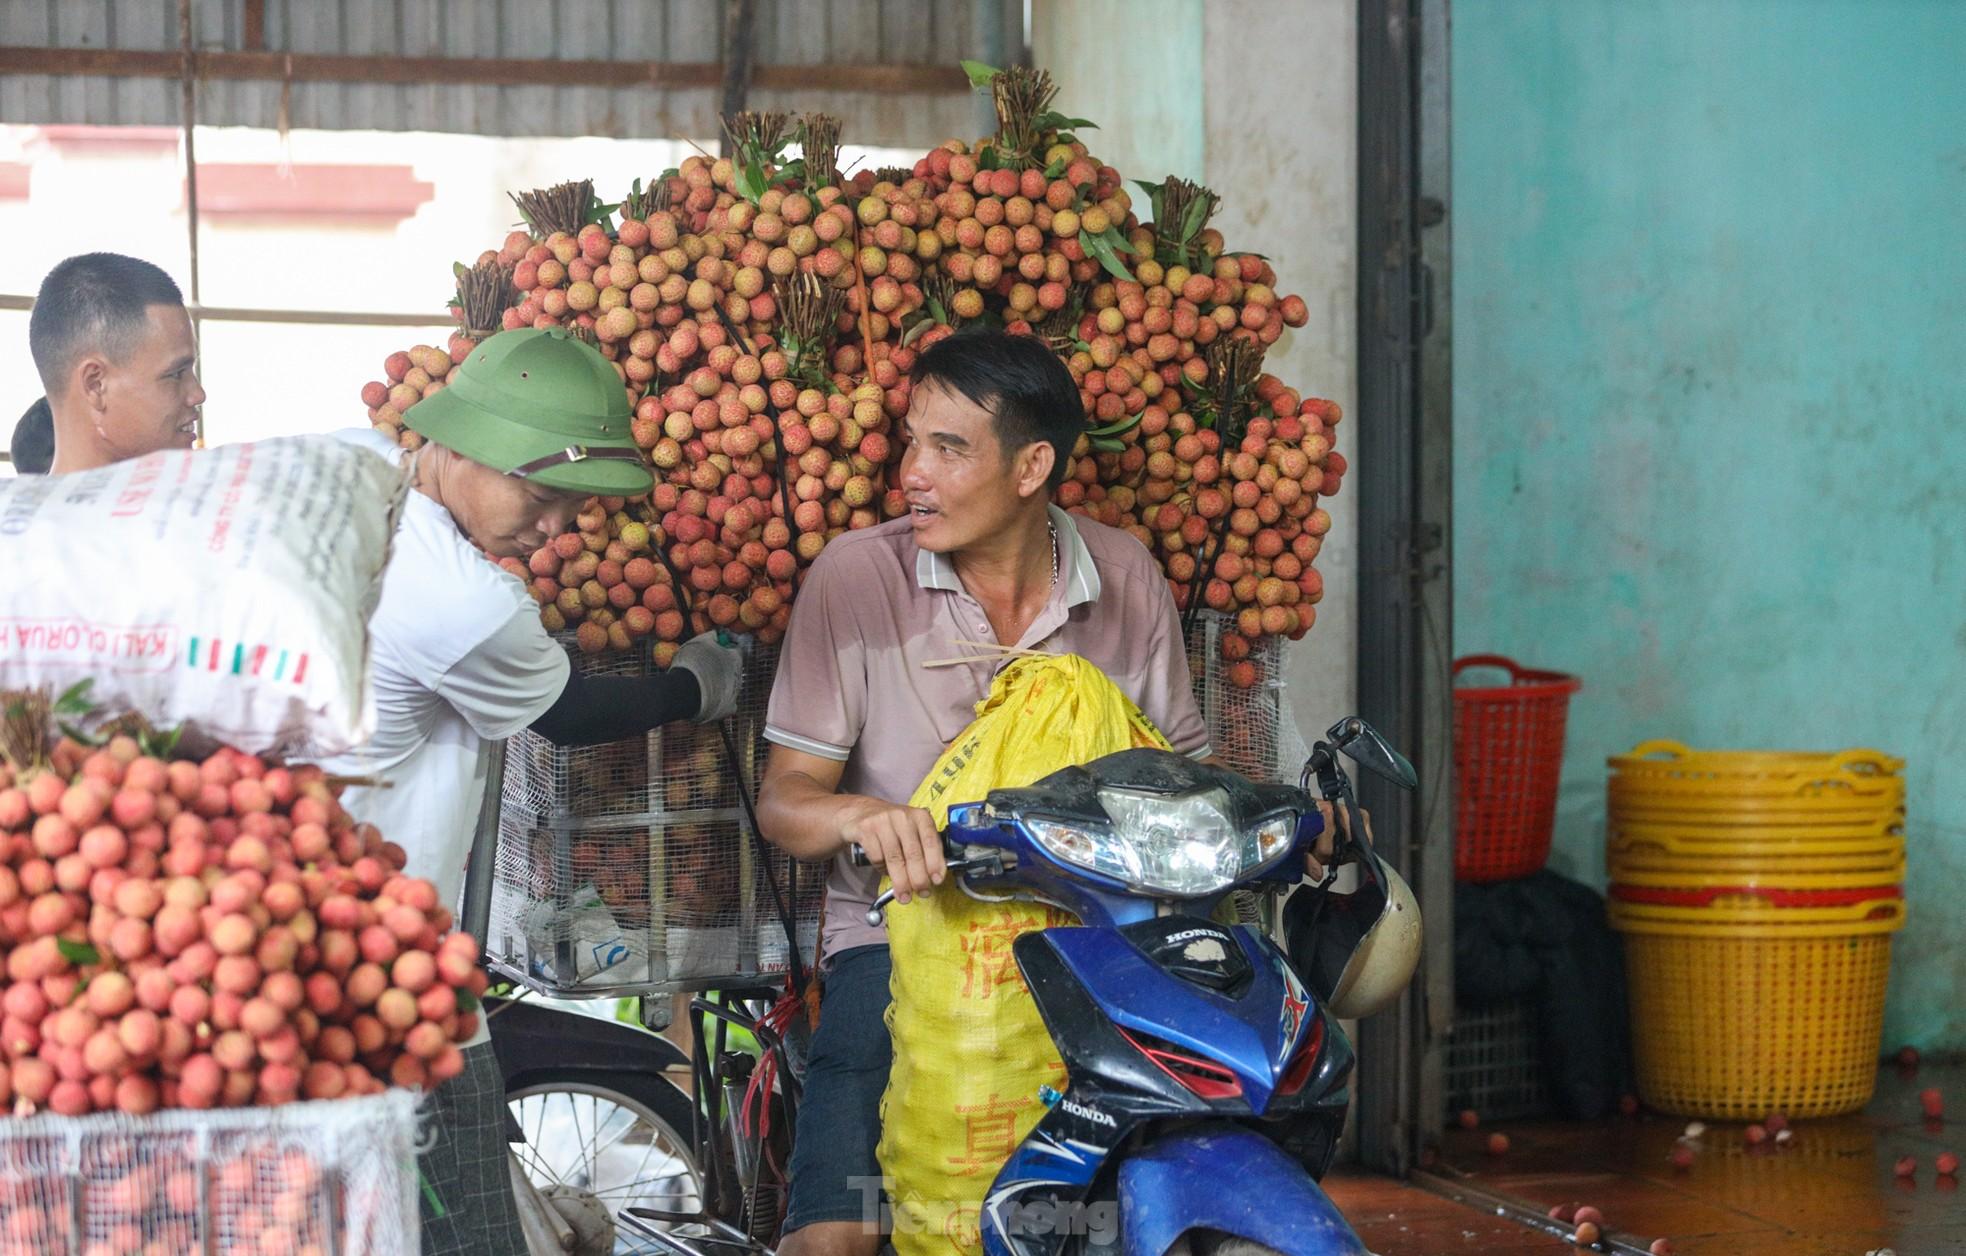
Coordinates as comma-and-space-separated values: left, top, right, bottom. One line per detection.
0, 0, 1015, 148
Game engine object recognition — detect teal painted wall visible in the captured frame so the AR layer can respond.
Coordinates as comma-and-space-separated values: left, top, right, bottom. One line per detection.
1453, 0, 1966, 1049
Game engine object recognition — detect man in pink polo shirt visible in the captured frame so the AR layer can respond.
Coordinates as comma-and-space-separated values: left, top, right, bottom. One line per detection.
757, 329, 1211, 1256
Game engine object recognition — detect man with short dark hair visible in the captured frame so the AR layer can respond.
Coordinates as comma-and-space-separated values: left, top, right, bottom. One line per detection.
27, 252, 203, 474
755, 329, 1213, 1256
8, 397, 54, 475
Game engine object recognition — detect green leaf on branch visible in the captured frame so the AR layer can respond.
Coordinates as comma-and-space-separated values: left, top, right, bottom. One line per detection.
1044, 156, 1068, 179
1094, 225, 1138, 257
1089, 436, 1126, 453
901, 316, 935, 348
53, 680, 95, 718
452, 262, 470, 280
1133, 179, 1167, 227
582, 194, 619, 231
925, 296, 950, 325
455, 988, 481, 1013
961, 60, 1002, 89
1180, 193, 1213, 242
1085, 411, 1145, 439
1034, 112, 1098, 133
57, 939, 100, 967
1081, 228, 1136, 283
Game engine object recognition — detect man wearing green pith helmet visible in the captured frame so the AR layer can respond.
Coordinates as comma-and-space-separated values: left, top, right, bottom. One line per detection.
321, 326, 742, 1256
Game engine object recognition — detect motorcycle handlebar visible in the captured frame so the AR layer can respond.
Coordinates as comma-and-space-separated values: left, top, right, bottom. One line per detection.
845, 834, 964, 867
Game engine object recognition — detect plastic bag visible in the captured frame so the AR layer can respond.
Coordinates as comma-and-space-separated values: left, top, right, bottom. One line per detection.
880, 654, 1169, 1256
0, 436, 406, 756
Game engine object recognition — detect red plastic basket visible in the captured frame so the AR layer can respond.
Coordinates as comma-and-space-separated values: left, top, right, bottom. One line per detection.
1453, 655, 1583, 883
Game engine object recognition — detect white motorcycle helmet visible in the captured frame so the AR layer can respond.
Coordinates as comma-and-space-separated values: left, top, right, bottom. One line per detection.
1283, 718, 1425, 1021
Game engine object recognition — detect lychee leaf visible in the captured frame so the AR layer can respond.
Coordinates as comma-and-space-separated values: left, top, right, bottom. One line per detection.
1034, 112, 1098, 133
900, 316, 935, 349
56, 939, 100, 967
57, 721, 105, 748
1081, 229, 1135, 283
1043, 156, 1067, 179
925, 296, 949, 325
1179, 194, 1213, 242
452, 261, 469, 280
144, 726, 184, 759
455, 987, 480, 1013
1093, 225, 1138, 257
961, 60, 1002, 89
54, 679, 95, 716
1085, 411, 1145, 439
1089, 436, 1126, 453
1132, 180, 1167, 225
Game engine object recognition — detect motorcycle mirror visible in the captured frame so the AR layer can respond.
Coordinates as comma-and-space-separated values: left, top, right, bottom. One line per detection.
1323, 716, 1419, 792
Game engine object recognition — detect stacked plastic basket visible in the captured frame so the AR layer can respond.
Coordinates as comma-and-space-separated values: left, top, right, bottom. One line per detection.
1606, 740, 1906, 1118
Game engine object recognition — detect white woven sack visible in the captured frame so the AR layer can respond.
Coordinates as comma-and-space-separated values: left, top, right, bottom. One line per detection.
0, 436, 407, 756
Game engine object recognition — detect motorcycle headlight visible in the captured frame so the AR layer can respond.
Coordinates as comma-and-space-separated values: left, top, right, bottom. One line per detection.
1024, 788, 1298, 897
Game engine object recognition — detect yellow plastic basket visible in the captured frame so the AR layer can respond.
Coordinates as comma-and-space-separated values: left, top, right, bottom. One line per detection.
1609, 826, 1905, 871
1607, 894, 1906, 937
1609, 812, 1905, 844
1609, 791, 1904, 827
1608, 846, 1906, 879
1607, 741, 1903, 791
1612, 770, 1903, 809
1607, 858, 1906, 892
1620, 929, 1894, 1118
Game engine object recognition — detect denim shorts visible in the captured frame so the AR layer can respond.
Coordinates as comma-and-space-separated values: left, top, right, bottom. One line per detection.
783, 944, 893, 1235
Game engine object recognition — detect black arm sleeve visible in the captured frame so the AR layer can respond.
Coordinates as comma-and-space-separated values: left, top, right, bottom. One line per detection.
527, 667, 702, 747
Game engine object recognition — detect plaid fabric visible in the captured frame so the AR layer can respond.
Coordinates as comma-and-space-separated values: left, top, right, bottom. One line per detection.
418, 1039, 530, 1256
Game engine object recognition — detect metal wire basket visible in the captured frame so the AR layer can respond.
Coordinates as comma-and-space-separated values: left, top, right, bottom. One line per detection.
485, 636, 822, 998
0, 1091, 418, 1255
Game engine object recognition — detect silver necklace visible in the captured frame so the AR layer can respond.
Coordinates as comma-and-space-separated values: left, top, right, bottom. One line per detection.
1048, 518, 1059, 590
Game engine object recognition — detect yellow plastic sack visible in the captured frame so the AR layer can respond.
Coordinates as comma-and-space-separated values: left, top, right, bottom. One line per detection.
879, 654, 1170, 1256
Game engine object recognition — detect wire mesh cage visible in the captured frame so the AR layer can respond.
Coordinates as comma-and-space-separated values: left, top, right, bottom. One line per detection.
1183, 613, 1310, 786
0, 1090, 418, 1256
1444, 1000, 1553, 1121
486, 636, 823, 998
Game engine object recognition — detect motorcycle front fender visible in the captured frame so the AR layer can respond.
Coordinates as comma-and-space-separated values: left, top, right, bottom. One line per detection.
1118, 1126, 1367, 1256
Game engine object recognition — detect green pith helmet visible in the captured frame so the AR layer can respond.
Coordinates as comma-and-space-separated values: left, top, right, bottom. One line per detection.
404, 326, 653, 495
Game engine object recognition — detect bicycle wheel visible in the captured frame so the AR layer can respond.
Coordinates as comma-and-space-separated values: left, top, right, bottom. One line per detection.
508, 1071, 704, 1255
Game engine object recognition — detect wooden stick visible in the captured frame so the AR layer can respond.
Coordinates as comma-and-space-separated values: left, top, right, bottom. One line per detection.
944, 638, 1050, 654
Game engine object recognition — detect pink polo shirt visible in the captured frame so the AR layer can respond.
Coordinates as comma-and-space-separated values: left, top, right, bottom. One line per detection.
764, 506, 1211, 959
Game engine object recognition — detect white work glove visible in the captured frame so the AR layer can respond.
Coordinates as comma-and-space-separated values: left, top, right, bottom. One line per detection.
674, 634, 743, 723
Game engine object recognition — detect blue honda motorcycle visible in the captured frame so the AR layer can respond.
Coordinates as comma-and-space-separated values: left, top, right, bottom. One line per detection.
855, 715, 1421, 1256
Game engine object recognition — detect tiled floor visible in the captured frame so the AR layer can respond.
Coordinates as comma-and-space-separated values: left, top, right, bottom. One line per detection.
1420, 1061, 1966, 1255
1326, 1171, 1599, 1254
